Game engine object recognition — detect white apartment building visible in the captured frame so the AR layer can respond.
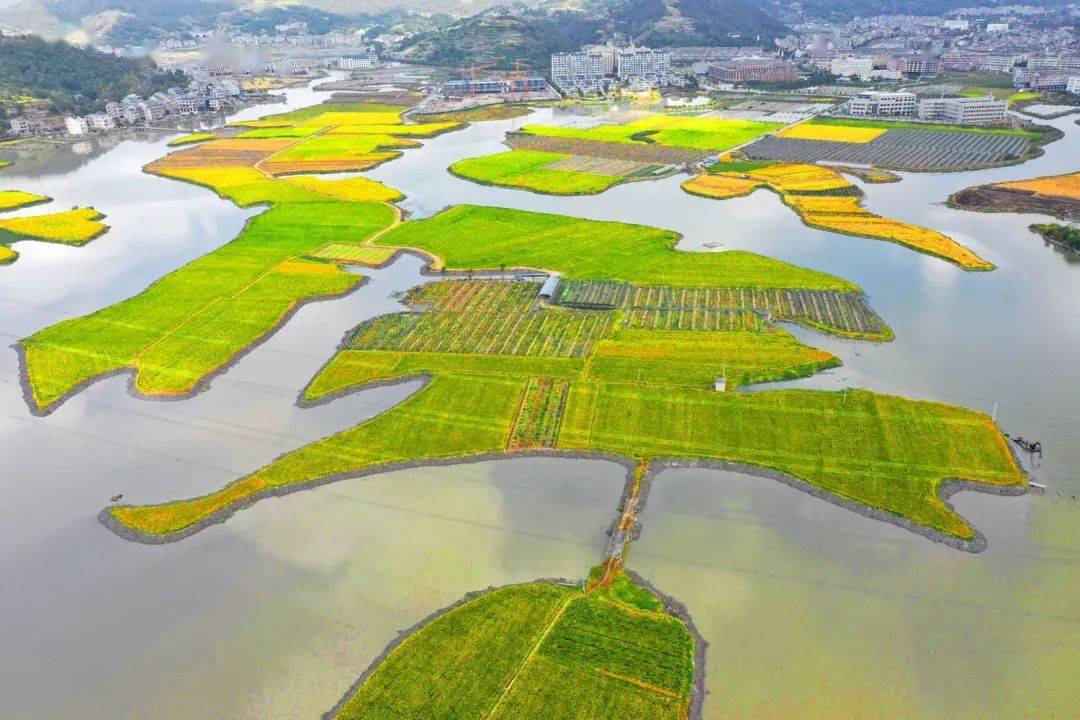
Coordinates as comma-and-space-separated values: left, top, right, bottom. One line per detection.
1066, 76, 1080, 95
830, 56, 873, 79
942, 20, 970, 30
64, 116, 90, 135
918, 96, 1007, 124
615, 49, 671, 86
986, 23, 1009, 33
551, 51, 607, 93
86, 113, 115, 130
849, 91, 918, 117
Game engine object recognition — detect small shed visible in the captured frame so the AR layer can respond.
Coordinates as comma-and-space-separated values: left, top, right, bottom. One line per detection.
714, 376, 727, 392
538, 273, 562, 300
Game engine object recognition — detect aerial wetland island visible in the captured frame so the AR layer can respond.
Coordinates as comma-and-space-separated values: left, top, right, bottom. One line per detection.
3, 68, 1079, 720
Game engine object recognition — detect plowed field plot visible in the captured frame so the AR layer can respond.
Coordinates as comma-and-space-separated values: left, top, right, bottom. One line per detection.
507, 376, 570, 450
545, 156, 656, 177
744, 129, 1033, 170
507, 132, 709, 165
349, 282, 614, 357
551, 279, 889, 339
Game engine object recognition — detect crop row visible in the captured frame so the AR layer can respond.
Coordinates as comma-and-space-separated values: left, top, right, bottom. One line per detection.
408, 279, 541, 313
506, 132, 708, 165
553, 280, 887, 336
624, 307, 764, 332
506, 377, 570, 451
350, 307, 614, 357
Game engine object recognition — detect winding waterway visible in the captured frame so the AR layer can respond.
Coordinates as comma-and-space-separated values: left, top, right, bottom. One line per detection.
0, 78, 1076, 718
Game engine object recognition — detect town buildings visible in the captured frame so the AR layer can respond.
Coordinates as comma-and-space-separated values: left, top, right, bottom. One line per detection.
830, 56, 874, 79
849, 90, 918, 116
707, 58, 798, 84
918, 95, 1008, 124
551, 46, 672, 93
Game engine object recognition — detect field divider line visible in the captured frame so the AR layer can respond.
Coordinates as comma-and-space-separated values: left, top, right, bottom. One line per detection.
486, 595, 572, 720
594, 668, 682, 698
132, 256, 299, 363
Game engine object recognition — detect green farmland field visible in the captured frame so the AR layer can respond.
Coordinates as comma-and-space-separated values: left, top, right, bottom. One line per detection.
105, 280, 1021, 543
375, 205, 857, 291
333, 576, 695, 720
522, 115, 783, 151
21, 201, 395, 409
450, 150, 622, 195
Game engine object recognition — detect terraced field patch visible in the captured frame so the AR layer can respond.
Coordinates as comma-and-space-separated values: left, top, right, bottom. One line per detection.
309, 243, 398, 266
507, 376, 570, 450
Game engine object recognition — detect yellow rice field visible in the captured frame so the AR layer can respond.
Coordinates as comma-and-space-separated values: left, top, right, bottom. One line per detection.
0, 208, 108, 244
775, 124, 887, 143
681, 174, 763, 199
783, 195, 992, 269
283, 175, 404, 202
997, 171, 1080, 200
744, 163, 854, 192
309, 243, 398, 266
685, 162, 993, 269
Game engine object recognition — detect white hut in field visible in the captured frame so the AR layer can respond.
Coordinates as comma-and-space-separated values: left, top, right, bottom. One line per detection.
714, 376, 727, 392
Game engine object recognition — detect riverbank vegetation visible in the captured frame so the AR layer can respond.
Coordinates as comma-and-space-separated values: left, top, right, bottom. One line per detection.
1030, 223, 1080, 251
332, 575, 695, 720
683, 163, 994, 270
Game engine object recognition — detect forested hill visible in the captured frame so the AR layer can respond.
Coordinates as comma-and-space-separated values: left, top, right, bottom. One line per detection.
398, 0, 790, 69
0, 35, 185, 115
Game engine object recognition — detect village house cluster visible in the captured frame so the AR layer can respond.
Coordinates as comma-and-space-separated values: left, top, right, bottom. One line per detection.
10, 80, 243, 138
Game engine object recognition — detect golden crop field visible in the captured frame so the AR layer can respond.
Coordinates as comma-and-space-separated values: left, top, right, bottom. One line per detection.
684, 162, 994, 270
0, 207, 108, 244
775, 124, 887, 143
0, 190, 49, 211
682, 174, 763, 199
998, 171, 1080, 199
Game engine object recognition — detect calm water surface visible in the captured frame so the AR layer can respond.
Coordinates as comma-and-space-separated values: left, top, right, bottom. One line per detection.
1, 81, 1077, 718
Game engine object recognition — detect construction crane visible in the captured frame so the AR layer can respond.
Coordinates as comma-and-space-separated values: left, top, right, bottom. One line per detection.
456, 63, 496, 94
507, 59, 531, 101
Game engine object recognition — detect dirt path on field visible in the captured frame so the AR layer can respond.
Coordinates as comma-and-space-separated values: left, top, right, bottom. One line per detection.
484, 595, 572, 719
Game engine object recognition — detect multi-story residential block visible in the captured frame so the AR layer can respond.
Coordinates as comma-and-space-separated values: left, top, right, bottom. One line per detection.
64, 116, 90, 135
707, 58, 797, 84
86, 113, 115, 130
848, 90, 918, 116
889, 56, 939, 78
830, 56, 873, 78
615, 48, 671, 86
551, 51, 607, 93
105, 102, 124, 119
1068, 76, 1080, 95
9, 117, 45, 136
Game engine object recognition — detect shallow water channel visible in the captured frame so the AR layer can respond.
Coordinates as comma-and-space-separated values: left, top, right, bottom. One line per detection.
0, 80, 1077, 718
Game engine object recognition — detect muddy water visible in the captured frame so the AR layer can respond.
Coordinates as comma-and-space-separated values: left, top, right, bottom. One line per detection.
1, 80, 1077, 718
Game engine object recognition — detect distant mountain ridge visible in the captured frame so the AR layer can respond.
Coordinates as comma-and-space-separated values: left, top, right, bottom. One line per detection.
398, 0, 789, 69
